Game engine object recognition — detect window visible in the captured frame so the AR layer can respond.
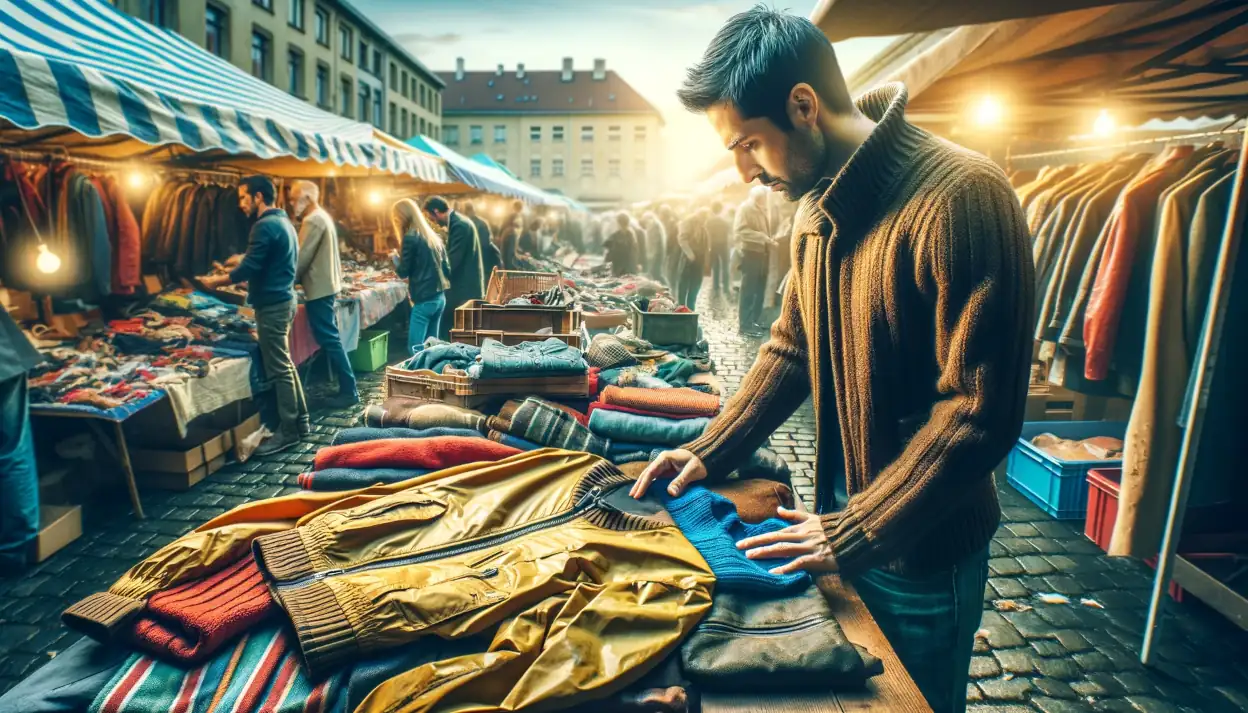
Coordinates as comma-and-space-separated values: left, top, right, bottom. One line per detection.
608, 158, 621, 177
530, 158, 541, 178
340, 76, 352, 116
136, 0, 171, 28
388, 103, 396, 133
608, 125, 621, 142
470, 125, 483, 144
287, 0, 304, 30
250, 30, 271, 82
530, 125, 541, 141
358, 84, 369, 123
287, 47, 303, 96
433, 93, 439, 113
634, 159, 646, 177
358, 40, 368, 69
315, 63, 329, 107
389, 64, 397, 90
444, 125, 459, 144
493, 125, 506, 143
581, 125, 593, 141
373, 49, 382, 76
314, 7, 329, 45
252, 0, 272, 10
552, 125, 564, 142
204, 4, 227, 58
635, 125, 647, 141
339, 25, 352, 61
432, 125, 438, 140
580, 157, 593, 177
401, 109, 408, 137
419, 117, 426, 135
373, 91, 382, 129
419, 84, 426, 108
401, 70, 409, 98
552, 158, 565, 177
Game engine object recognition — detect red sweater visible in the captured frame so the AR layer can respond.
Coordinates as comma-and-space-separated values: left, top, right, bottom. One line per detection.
313, 436, 520, 472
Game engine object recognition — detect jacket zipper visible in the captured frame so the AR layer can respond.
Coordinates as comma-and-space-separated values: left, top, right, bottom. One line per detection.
276, 486, 603, 590
695, 613, 828, 636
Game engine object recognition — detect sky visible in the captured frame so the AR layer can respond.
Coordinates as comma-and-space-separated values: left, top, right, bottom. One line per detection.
354, 0, 894, 189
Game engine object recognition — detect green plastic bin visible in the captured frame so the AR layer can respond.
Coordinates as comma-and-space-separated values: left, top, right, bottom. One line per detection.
348, 329, 389, 373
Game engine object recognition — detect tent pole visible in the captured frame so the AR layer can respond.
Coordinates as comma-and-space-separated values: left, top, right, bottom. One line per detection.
1140, 124, 1248, 665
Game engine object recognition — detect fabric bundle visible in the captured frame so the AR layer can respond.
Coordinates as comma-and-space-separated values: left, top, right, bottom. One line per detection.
470, 337, 588, 379
598, 367, 672, 390
361, 397, 486, 432
487, 431, 544, 452
400, 340, 479, 374
298, 468, 434, 491
313, 436, 520, 472
329, 426, 483, 446
589, 402, 705, 421
589, 408, 710, 446
600, 385, 720, 418
489, 397, 609, 456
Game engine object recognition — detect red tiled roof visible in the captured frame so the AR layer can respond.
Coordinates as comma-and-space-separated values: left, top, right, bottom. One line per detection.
438, 70, 663, 123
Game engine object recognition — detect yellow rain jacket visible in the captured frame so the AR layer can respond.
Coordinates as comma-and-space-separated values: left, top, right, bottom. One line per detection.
63, 450, 715, 713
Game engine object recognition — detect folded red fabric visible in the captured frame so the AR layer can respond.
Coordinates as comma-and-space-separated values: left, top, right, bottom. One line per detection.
313, 436, 521, 472
130, 556, 274, 664
587, 401, 705, 421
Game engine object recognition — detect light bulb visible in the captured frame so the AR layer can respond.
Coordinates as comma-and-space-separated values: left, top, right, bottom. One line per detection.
973, 96, 1004, 127
367, 189, 383, 206
126, 170, 147, 190
1093, 110, 1116, 137
36, 244, 61, 274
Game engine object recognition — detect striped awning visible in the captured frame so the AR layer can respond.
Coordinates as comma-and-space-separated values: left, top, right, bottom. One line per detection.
0, 0, 447, 182
407, 134, 562, 205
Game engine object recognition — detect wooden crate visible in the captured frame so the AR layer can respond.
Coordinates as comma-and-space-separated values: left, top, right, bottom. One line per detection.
453, 299, 582, 335
449, 329, 582, 349
485, 270, 562, 304
385, 365, 589, 408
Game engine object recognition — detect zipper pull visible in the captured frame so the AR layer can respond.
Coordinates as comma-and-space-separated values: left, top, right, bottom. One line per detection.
577, 487, 601, 508
313, 568, 345, 582
477, 567, 499, 578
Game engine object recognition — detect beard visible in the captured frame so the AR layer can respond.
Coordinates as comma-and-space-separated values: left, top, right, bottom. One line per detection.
765, 126, 827, 202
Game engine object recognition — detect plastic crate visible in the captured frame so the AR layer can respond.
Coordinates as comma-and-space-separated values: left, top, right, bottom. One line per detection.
1005, 421, 1127, 520
348, 330, 389, 373
384, 365, 589, 408
453, 299, 582, 335
630, 304, 700, 345
1085, 467, 1121, 551
450, 329, 582, 349
485, 270, 562, 304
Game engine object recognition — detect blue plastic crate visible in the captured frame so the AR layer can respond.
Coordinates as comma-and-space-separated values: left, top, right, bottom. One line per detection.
1006, 421, 1127, 520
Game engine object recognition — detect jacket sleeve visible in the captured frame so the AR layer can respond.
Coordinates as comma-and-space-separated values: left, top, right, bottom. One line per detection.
394, 235, 416, 279
683, 256, 812, 476
446, 219, 473, 274
819, 169, 1034, 575
229, 220, 269, 284
294, 214, 325, 284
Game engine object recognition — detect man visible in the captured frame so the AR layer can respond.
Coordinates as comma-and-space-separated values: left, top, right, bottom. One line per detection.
463, 201, 502, 284
658, 204, 682, 288
558, 210, 585, 253
425, 196, 484, 339
603, 211, 639, 277
0, 308, 42, 575
706, 200, 732, 299
202, 176, 308, 456
734, 186, 774, 335
630, 9, 1033, 713
676, 205, 711, 309
290, 180, 357, 409
641, 211, 667, 281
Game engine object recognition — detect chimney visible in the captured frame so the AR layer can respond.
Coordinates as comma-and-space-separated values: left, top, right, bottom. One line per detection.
496, 63, 504, 77
516, 63, 525, 80
455, 57, 464, 81
592, 58, 606, 81
561, 57, 573, 82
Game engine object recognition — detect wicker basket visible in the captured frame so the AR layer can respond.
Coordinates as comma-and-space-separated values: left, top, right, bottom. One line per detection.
485, 270, 563, 304
449, 329, 582, 349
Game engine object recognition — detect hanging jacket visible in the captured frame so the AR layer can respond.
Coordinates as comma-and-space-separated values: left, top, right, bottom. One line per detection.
62, 450, 714, 712
91, 176, 141, 295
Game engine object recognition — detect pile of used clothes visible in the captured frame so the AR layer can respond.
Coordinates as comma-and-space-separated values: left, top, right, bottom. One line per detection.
397, 337, 590, 381
1031, 433, 1124, 461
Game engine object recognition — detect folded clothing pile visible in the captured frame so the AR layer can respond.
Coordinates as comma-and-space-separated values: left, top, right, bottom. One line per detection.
598, 385, 720, 418
312, 436, 520, 472
399, 339, 480, 374
588, 408, 710, 447
362, 397, 486, 432
489, 396, 609, 456
467, 337, 588, 380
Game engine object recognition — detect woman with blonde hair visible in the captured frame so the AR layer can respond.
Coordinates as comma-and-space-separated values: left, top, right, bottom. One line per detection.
390, 198, 451, 353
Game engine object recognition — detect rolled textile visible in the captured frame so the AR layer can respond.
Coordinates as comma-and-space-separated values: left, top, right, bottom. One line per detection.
471, 337, 588, 379
589, 401, 707, 422
299, 468, 434, 491
488, 430, 544, 452
601, 385, 719, 418
589, 408, 709, 446
330, 426, 484, 446
491, 397, 609, 455
314, 436, 520, 471
362, 397, 486, 432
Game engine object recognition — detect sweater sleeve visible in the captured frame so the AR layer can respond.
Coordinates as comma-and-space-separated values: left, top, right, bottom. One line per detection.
682, 266, 811, 477
229, 219, 269, 284
820, 169, 1034, 575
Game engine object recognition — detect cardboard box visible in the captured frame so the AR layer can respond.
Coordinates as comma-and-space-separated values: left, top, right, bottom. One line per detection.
137, 453, 226, 491
35, 504, 82, 562
231, 413, 263, 456
130, 428, 232, 474
0, 287, 37, 321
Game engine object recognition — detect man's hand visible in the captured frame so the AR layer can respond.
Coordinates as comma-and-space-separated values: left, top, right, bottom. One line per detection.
224, 254, 243, 268
200, 274, 229, 289
736, 507, 838, 575
629, 449, 707, 499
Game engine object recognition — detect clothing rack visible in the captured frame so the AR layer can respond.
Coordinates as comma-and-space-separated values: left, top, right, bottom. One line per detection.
1007, 124, 1246, 164
0, 146, 135, 174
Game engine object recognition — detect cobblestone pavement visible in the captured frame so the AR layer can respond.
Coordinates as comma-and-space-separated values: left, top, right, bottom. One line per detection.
3, 289, 1248, 713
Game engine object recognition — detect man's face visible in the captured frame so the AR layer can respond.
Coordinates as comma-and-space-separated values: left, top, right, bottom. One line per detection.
238, 188, 257, 218
707, 99, 825, 202
290, 190, 311, 218
428, 208, 448, 227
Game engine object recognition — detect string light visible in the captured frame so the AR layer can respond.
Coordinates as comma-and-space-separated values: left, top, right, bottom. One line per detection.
973, 96, 1004, 127
1093, 110, 1117, 137
36, 243, 61, 274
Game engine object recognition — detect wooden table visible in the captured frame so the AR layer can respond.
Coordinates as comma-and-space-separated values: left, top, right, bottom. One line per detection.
703, 575, 931, 713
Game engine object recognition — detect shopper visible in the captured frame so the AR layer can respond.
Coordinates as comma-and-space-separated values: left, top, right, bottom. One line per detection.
290, 180, 357, 408
641, 212, 667, 281
706, 200, 732, 298
499, 216, 524, 270
603, 212, 639, 277
631, 9, 1034, 713
424, 196, 483, 340
391, 199, 451, 353
202, 175, 308, 456
0, 309, 42, 576
734, 186, 774, 336
558, 210, 585, 252
658, 204, 682, 288
520, 217, 543, 258
676, 206, 711, 309
463, 201, 502, 284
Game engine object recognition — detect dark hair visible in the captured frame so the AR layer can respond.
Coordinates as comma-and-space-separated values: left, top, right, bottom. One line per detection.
239, 175, 276, 205
677, 5, 851, 129
424, 196, 450, 214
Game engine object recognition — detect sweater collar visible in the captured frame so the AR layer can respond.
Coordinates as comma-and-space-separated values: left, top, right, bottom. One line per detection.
812, 82, 926, 234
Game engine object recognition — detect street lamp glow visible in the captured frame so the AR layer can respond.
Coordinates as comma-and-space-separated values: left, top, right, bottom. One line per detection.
126, 169, 147, 190
1093, 110, 1116, 137
367, 189, 383, 206
973, 96, 1004, 127
36, 243, 61, 274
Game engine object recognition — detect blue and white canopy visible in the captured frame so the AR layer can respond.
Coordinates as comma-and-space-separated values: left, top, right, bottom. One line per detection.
0, 0, 447, 182
407, 134, 562, 206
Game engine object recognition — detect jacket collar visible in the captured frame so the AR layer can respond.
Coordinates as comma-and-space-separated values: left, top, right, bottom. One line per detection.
259, 207, 287, 221
810, 82, 927, 235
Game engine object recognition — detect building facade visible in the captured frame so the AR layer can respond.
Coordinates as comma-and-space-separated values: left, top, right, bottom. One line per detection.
439, 58, 664, 206
113, 0, 442, 141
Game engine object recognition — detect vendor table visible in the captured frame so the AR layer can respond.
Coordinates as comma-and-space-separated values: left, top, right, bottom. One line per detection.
704, 576, 931, 713
290, 282, 408, 366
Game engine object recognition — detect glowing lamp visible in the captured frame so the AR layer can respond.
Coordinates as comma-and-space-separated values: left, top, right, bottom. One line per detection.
126, 169, 147, 190
1093, 110, 1116, 137
367, 189, 383, 206
36, 243, 62, 274
973, 96, 1004, 127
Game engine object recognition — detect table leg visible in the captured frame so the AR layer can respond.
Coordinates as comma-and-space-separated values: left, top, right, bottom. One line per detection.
86, 420, 145, 519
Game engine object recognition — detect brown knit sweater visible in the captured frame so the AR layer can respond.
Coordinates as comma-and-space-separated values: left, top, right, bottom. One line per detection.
685, 83, 1035, 576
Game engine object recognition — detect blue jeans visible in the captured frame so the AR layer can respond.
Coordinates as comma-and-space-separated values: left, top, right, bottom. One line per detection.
852, 548, 989, 713
305, 295, 358, 397
409, 293, 447, 354
0, 374, 39, 572
738, 251, 769, 330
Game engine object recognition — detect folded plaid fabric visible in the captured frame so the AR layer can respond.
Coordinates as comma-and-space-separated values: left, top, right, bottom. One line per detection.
490, 397, 609, 456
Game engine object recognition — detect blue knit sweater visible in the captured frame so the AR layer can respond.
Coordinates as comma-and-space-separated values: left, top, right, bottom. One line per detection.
662, 485, 810, 593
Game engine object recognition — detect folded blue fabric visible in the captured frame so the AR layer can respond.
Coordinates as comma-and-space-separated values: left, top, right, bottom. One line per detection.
589, 408, 709, 446
305, 468, 434, 491
330, 427, 484, 446
474, 337, 588, 379
491, 432, 544, 452
662, 485, 810, 593
401, 340, 480, 373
